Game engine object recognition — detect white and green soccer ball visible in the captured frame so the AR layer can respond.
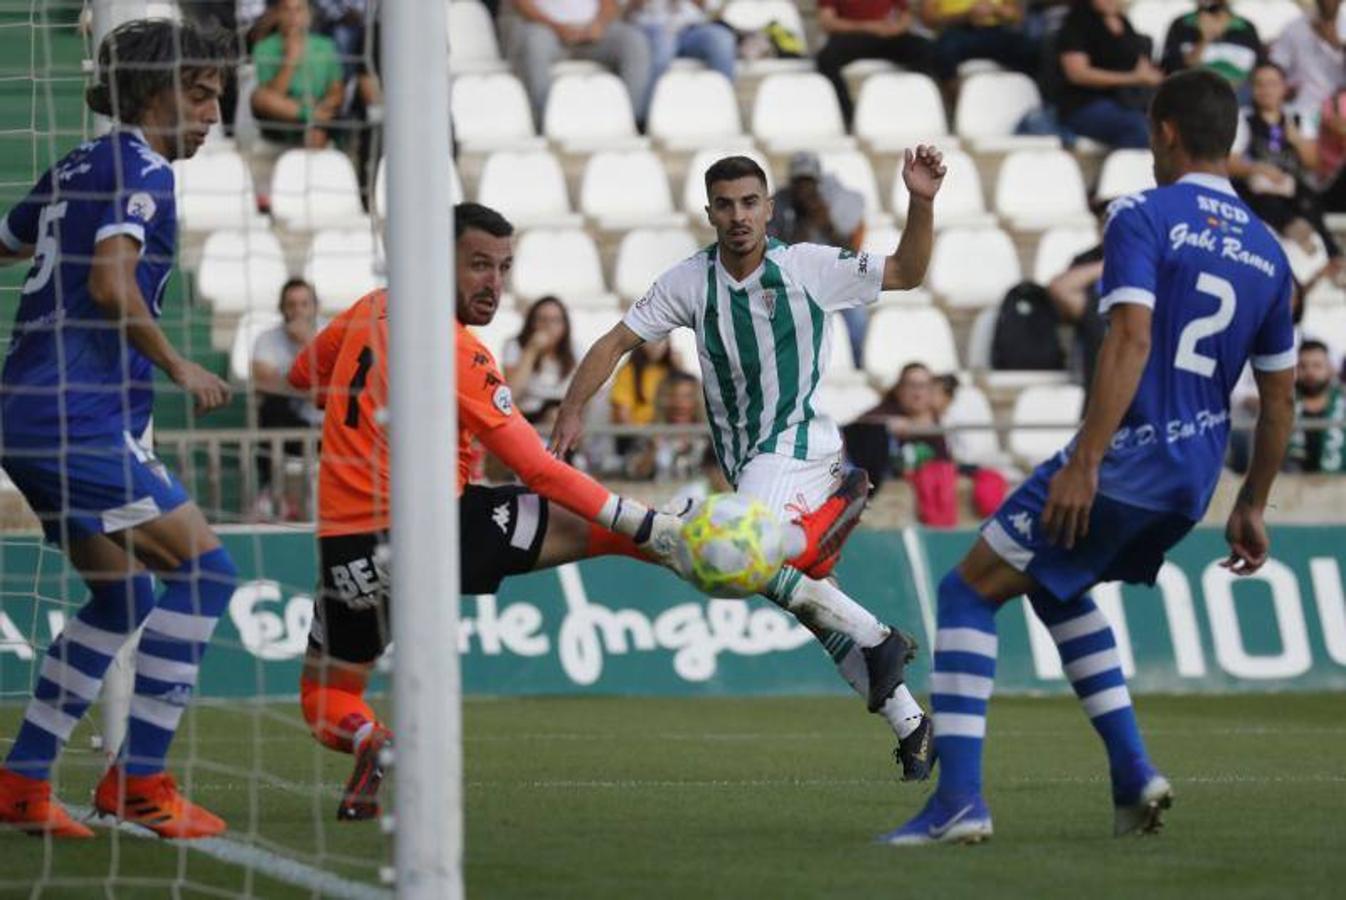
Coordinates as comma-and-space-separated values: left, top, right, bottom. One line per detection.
676, 493, 788, 598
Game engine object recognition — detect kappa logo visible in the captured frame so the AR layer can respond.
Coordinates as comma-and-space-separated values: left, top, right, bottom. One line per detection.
1009, 511, 1033, 541
493, 502, 511, 534
483, 371, 502, 389
126, 191, 157, 223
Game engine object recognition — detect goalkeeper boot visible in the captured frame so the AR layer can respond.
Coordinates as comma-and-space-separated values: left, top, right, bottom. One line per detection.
338, 724, 393, 822
862, 628, 918, 713
93, 767, 226, 839
0, 768, 94, 838
1113, 769, 1173, 837
878, 792, 993, 846
893, 714, 935, 782
788, 467, 872, 579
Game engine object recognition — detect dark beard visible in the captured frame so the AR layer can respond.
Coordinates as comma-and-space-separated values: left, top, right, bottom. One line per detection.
1297, 379, 1331, 399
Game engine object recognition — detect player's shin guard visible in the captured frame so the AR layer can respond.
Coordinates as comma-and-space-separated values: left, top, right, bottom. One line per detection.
1028, 592, 1150, 797
764, 567, 887, 647
122, 548, 237, 775
300, 676, 378, 754
5, 575, 155, 779
931, 570, 999, 799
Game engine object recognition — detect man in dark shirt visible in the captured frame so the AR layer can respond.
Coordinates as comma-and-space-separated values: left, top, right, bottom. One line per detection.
815, 0, 935, 125
1288, 339, 1346, 472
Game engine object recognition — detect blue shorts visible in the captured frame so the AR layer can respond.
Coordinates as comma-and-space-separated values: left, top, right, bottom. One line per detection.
982, 454, 1197, 602
1, 432, 190, 546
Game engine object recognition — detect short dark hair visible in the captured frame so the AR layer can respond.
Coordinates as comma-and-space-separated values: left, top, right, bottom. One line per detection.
704, 155, 768, 196
1300, 338, 1331, 356
1150, 69, 1239, 161
1253, 60, 1287, 80
454, 202, 513, 241
278, 277, 314, 311
86, 18, 231, 123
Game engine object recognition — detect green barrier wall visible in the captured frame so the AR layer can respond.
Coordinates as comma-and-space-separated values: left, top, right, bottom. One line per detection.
2, 526, 1344, 698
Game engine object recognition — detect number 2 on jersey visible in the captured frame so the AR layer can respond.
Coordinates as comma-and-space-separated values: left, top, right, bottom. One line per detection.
344, 346, 374, 428
1174, 271, 1236, 378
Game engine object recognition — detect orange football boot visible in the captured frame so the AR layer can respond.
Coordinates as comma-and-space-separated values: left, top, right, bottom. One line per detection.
0, 768, 94, 838
788, 467, 872, 579
93, 767, 226, 839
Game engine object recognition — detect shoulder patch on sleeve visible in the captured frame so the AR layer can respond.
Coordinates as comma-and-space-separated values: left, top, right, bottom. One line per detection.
492, 384, 514, 416
126, 191, 157, 223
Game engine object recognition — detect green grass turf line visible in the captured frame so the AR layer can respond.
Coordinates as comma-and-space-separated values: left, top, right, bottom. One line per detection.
2, 694, 1344, 898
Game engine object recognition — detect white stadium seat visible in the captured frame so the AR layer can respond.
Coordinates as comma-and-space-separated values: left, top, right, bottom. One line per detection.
229, 310, 284, 383
173, 150, 263, 232
1033, 225, 1099, 284
966, 307, 998, 370
1096, 149, 1156, 201
862, 224, 901, 255
270, 149, 366, 232
447, 0, 506, 73
955, 72, 1044, 146
471, 307, 522, 361
511, 228, 617, 309
826, 315, 858, 378
819, 149, 884, 220
569, 309, 623, 356
813, 382, 880, 425
1232, 0, 1303, 43
891, 149, 993, 227
720, 0, 806, 44
614, 227, 699, 303
578, 149, 680, 229
304, 228, 385, 313
1300, 305, 1346, 365
751, 73, 848, 152
197, 229, 289, 315
862, 306, 960, 384
648, 70, 744, 150
451, 72, 538, 151
1126, 0, 1187, 58
928, 227, 1022, 308
543, 72, 640, 150
1009, 384, 1084, 462
373, 156, 463, 219
681, 147, 773, 218
942, 384, 1005, 467
994, 149, 1091, 229
854, 73, 949, 150
477, 149, 579, 228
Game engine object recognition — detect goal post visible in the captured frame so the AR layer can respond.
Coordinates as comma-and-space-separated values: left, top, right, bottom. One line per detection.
383, 0, 463, 896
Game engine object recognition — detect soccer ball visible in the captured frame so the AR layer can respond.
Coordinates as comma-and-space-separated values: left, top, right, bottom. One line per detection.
676, 493, 788, 598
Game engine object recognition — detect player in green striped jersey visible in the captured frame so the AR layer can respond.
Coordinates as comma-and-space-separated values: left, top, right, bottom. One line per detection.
553, 150, 946, 778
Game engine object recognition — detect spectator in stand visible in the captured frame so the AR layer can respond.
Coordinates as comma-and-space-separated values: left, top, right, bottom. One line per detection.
767, 152, 871, 364
1161, 0, 1263, 96
1230, 62, 1341, 261
609, 337, 681, 429
1056, 0, 1162, 149
501, 0, 653, 128
252, 278, 326, 519
1047, 242, 1107, 391
1270, 0, 1345, 127
815, 0, 936, 126
1288, 339, 1346, 473
920, 0, 1038, 84
311, 0, 369, 78
627, 0, 735, 85
501, 296, 578, 424
625, 371, 708, 481
250, 0, 347, 147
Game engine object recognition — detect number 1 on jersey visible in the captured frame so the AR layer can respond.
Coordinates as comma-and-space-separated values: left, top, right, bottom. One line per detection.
1174, 271, 1236, 378
344, 346, 374, 428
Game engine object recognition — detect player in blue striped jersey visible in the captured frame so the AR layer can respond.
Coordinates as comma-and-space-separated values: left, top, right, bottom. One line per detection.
0, 20, 239, 839
883, 70, 1298, 845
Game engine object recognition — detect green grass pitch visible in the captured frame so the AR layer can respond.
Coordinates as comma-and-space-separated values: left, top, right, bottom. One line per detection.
1, 692, 1342, 898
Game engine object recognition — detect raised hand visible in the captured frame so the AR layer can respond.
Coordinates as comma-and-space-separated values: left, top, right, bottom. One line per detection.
902, 144, 946, 203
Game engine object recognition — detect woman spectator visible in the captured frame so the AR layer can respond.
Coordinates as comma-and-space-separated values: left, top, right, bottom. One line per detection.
626, 371, 708, 481
501, 296, 577, 424
1056, 0, 1163, 149
627, 0, 736, 86
609, 337, 681, 428
1230, 62, 1341, 261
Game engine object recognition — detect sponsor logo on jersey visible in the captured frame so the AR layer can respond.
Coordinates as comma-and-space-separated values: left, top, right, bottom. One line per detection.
857, 251, 869, 274
493, 384, 513, 416
127, 191, 157, 222
634, 290, 652, 309
493, 503, 511, 534
1009, 511, 1033, 541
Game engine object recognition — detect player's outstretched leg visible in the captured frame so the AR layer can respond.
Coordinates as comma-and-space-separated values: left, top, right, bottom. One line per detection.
787, 467, 872, 579
1027, 592, 1172, 836
299, 661, 392, 822
880, 569, 997, 845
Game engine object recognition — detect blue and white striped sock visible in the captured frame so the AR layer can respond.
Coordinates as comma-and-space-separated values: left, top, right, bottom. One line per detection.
1029, 592, 1150, 797
122, 548, 237, 775
5, 575, 156, 779
931, 570, 999, 800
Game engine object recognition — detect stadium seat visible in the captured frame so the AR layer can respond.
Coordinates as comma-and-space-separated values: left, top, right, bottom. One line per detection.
853, 73, 949, 151
942, 383, 1005, 467
511, 228, 617, 309
1096, 149, 1156, 201
447, 0, 506, 73
954, 72, 1053, 150
681, 147, 773, 218
569, 309, 623, 356
819, 150, 885, 222
927, 227, 1022, 308
477, 149, 579, 228
668, 326, 701, 374
720, 0, 806, 45
966, 307, 998, 369
751, 73, 849, 153
373, 156, 463, 219
173, 149, 264, 232
228, 309, 284, 383
543, 72, 642, 150
1033, 225, 1099, 284
647, 70, 745, 150
450, 72, 539, 152
304, 228, 386, 312
1009, 384, 1084, 462
471, 306, 522, 360
1126, 0, 1187, 58
1231, 0, 1302, 43
862, 306, 960, 383
578, 149, 680, 229
613, 227, 699, 303
862, 224, 901, 255
994, 149, 1091, 230
826, 315, 858, 377
813, 381, 879, 425
197, 229, 290, 315
1300, 304, 1346, 364
891, 149, 994, 227
270, 149, 366, 232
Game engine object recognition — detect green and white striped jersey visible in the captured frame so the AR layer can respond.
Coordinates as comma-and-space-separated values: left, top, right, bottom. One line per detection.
623, 239, 884, 483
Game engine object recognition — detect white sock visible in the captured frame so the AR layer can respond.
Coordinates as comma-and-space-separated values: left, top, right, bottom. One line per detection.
352, 721, 376, 754
770, 570, 887, 648
880, 685, 925, 739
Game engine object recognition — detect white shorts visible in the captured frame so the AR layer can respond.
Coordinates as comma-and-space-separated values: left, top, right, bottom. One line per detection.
735, 451, 844, 523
